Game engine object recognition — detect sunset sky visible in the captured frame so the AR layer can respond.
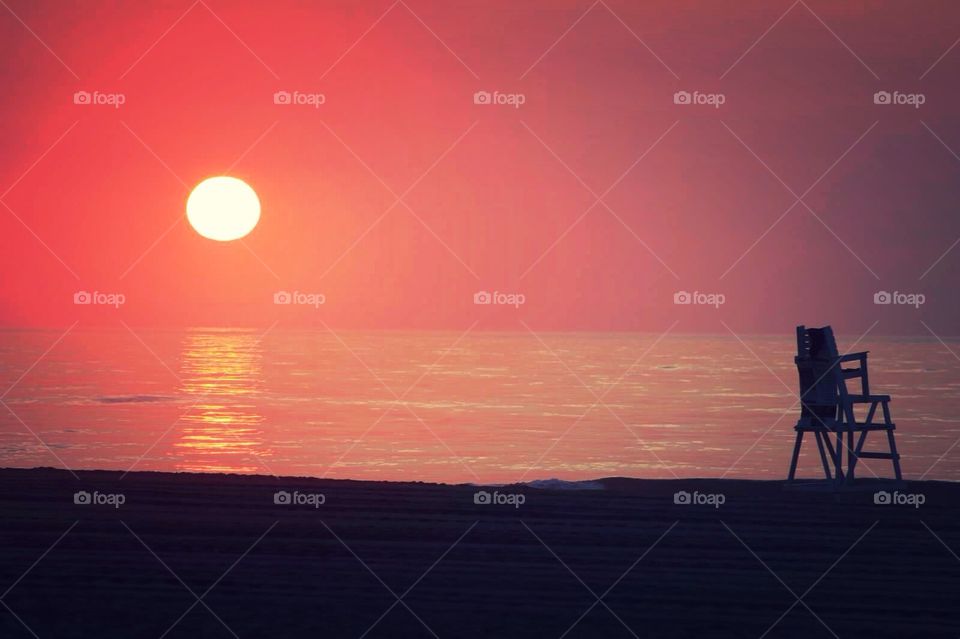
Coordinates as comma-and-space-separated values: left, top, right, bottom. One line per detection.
2, 0, 959, 333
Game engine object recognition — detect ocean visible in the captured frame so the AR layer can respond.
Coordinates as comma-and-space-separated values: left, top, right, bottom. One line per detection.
1, 328, 958, 483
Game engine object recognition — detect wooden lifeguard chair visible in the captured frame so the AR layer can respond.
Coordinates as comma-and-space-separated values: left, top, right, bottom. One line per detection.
787, 325, 902, 485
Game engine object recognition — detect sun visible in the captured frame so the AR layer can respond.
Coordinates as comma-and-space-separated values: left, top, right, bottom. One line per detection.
186, 176, 261, 241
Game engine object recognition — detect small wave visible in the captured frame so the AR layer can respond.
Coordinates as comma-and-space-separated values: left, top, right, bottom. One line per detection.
96, 395, 173, 404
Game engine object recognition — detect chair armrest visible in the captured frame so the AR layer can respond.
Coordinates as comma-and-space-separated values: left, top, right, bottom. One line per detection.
837, 351, 868, 363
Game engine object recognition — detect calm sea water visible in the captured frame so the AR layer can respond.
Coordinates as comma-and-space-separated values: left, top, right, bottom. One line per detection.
1, 329, 958, 483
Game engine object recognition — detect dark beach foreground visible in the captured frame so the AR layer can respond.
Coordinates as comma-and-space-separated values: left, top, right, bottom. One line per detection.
1, 468, 958, 638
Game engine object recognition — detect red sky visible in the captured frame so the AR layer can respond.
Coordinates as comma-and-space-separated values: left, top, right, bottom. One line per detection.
2, 0, 960, 334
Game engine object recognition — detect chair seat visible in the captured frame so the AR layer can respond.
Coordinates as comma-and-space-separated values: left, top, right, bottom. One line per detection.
795, 420, 895, 433
847, 394, 891, 403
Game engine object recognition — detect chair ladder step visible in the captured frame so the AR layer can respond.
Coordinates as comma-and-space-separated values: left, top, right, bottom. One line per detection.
856, 452, 900, 459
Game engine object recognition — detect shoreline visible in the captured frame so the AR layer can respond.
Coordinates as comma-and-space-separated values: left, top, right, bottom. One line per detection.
7, 464, 957, 490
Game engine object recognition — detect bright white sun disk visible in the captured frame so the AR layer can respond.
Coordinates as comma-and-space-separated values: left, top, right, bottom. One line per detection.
186, 176, 260, 241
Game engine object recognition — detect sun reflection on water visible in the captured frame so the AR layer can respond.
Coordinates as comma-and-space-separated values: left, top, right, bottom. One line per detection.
174, 331, 268, 473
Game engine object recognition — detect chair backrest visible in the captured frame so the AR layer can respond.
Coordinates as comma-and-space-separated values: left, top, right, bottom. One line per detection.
796, 325, 839, 360
795, 325, 842, 424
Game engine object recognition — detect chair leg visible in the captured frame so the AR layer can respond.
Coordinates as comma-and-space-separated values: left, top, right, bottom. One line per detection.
834, 433, 845, 486
881, 401, 902, 481
788, 431, 803, 481
814, 432, 831, 479
822, 434, 838, 479
847, 430, 856, 481
887, 428, 902, 481
854, 430, 868, 455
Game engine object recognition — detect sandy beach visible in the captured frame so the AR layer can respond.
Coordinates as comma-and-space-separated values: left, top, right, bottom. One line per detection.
1, 468, 957, 638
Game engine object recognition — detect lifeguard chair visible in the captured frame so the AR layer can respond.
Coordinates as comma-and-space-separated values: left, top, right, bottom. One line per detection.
787, 325, 902, 485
